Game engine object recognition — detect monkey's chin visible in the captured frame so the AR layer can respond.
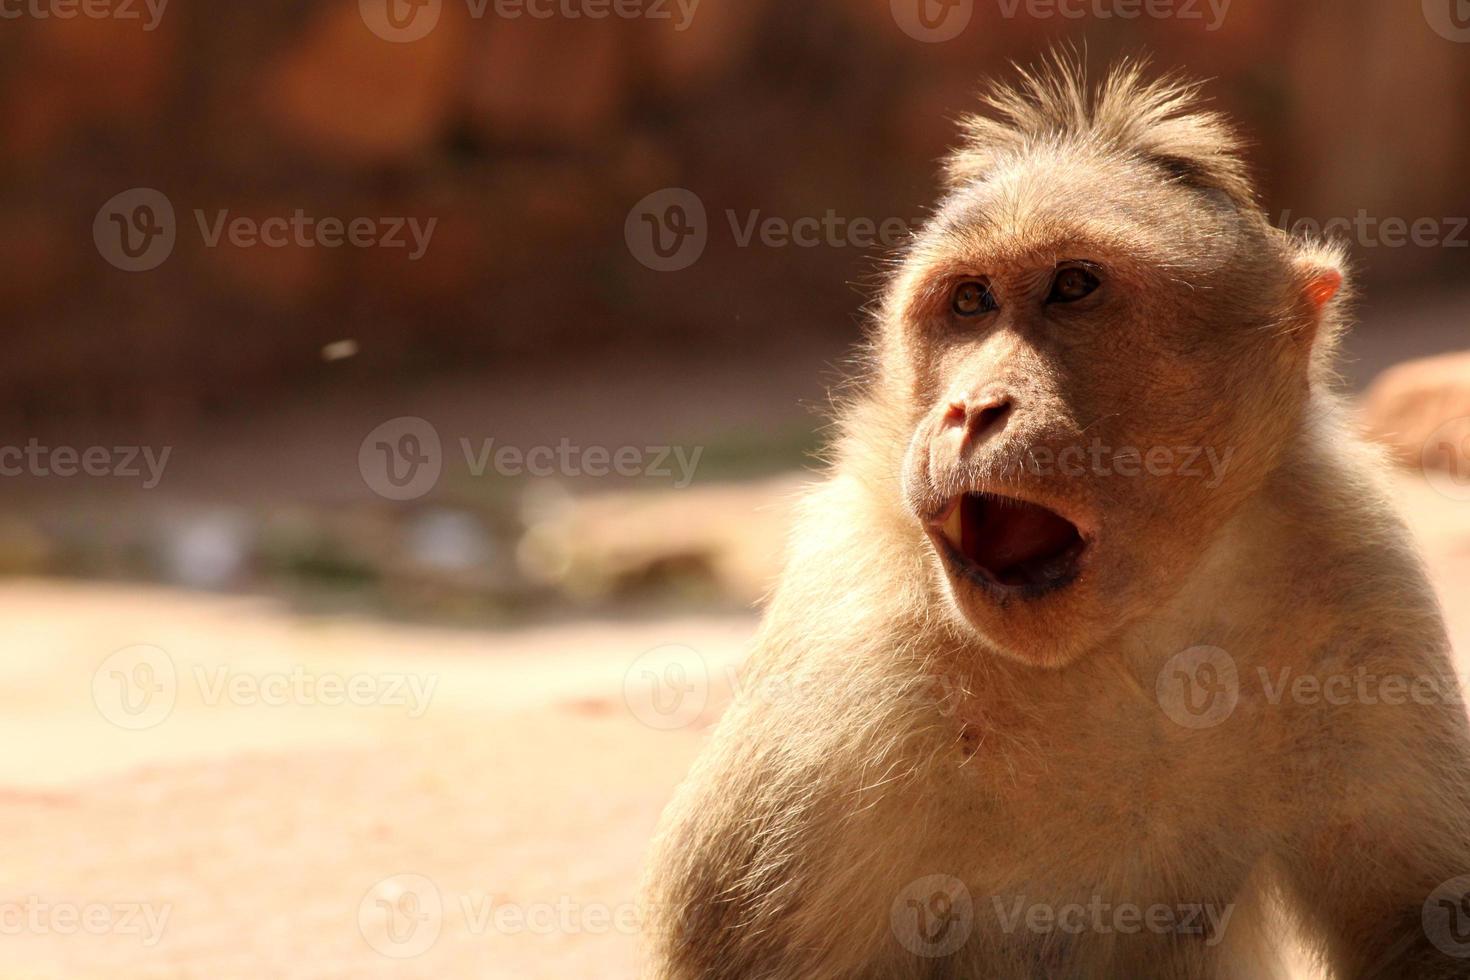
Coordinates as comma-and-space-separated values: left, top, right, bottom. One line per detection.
923, 491, 1096, 667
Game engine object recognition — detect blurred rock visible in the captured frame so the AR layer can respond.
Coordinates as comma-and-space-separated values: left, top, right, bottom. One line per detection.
0, 211, 72, 310
156, 510, 254, 589
261, 2, 465, 165
642, 0, 771, 90
522, 474, 802, 606
1360, 352, 1470, 469
465, 18, 625, 143
195, 205, 330, 307
357, 207, 481, 307
405, 508, 493, 573
0, 15, 175, 161
257, 507, 392, 587
0, 518, 54, 576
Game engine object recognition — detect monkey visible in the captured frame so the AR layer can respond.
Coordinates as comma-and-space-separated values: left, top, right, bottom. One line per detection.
640, 54, 1470, 980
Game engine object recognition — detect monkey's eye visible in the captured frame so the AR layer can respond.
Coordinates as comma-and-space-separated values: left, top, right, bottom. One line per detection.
1047, 266, 1101, 304
951, 280, 997, 317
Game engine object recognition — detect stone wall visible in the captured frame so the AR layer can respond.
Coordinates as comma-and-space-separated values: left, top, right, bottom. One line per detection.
2, 0, 1466, 425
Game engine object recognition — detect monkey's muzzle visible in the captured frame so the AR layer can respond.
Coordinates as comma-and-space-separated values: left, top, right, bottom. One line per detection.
928, 492, 1087, 594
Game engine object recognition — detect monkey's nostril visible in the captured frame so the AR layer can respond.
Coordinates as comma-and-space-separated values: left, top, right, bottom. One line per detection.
965, 399, 1013, 446
941, 394, 1013, 446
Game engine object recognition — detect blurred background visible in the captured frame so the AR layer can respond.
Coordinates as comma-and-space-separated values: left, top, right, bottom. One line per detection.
0, 1, 1467, 977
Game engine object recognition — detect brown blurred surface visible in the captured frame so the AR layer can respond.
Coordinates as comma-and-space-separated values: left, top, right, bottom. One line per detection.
2, 0, 1468, 426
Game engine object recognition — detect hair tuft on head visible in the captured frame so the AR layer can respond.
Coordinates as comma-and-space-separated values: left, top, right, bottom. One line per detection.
944, 50, 1254, 207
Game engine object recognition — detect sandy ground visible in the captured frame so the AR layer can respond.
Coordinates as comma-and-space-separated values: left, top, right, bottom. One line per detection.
0, 471, 1467, 979
0, 592, 753, 979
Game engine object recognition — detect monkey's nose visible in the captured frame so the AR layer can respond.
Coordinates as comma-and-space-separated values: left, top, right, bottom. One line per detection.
943, 393, 1013, 449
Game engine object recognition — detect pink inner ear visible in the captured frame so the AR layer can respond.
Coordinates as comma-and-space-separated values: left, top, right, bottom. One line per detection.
1305, 269, 1343, 310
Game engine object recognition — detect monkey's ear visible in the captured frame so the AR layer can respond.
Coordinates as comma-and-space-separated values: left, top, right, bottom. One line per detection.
1287, 240, 1351, 366
1301, 264, 1343, 312
1291, 242, 1348, 314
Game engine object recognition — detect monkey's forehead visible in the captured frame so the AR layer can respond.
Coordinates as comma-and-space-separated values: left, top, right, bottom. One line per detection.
909, 153, 1246, 280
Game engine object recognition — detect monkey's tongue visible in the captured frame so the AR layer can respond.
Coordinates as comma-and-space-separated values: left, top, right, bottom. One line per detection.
957, 493, 1083, 587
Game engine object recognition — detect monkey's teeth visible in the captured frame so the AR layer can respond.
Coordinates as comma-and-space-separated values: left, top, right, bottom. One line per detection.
943, 501, 963, 551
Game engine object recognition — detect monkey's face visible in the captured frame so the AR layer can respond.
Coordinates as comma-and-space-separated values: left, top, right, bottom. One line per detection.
894, 155, 1298, 667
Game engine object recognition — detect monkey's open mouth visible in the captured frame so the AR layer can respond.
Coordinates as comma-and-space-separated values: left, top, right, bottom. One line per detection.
929, 492, 1087, 593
